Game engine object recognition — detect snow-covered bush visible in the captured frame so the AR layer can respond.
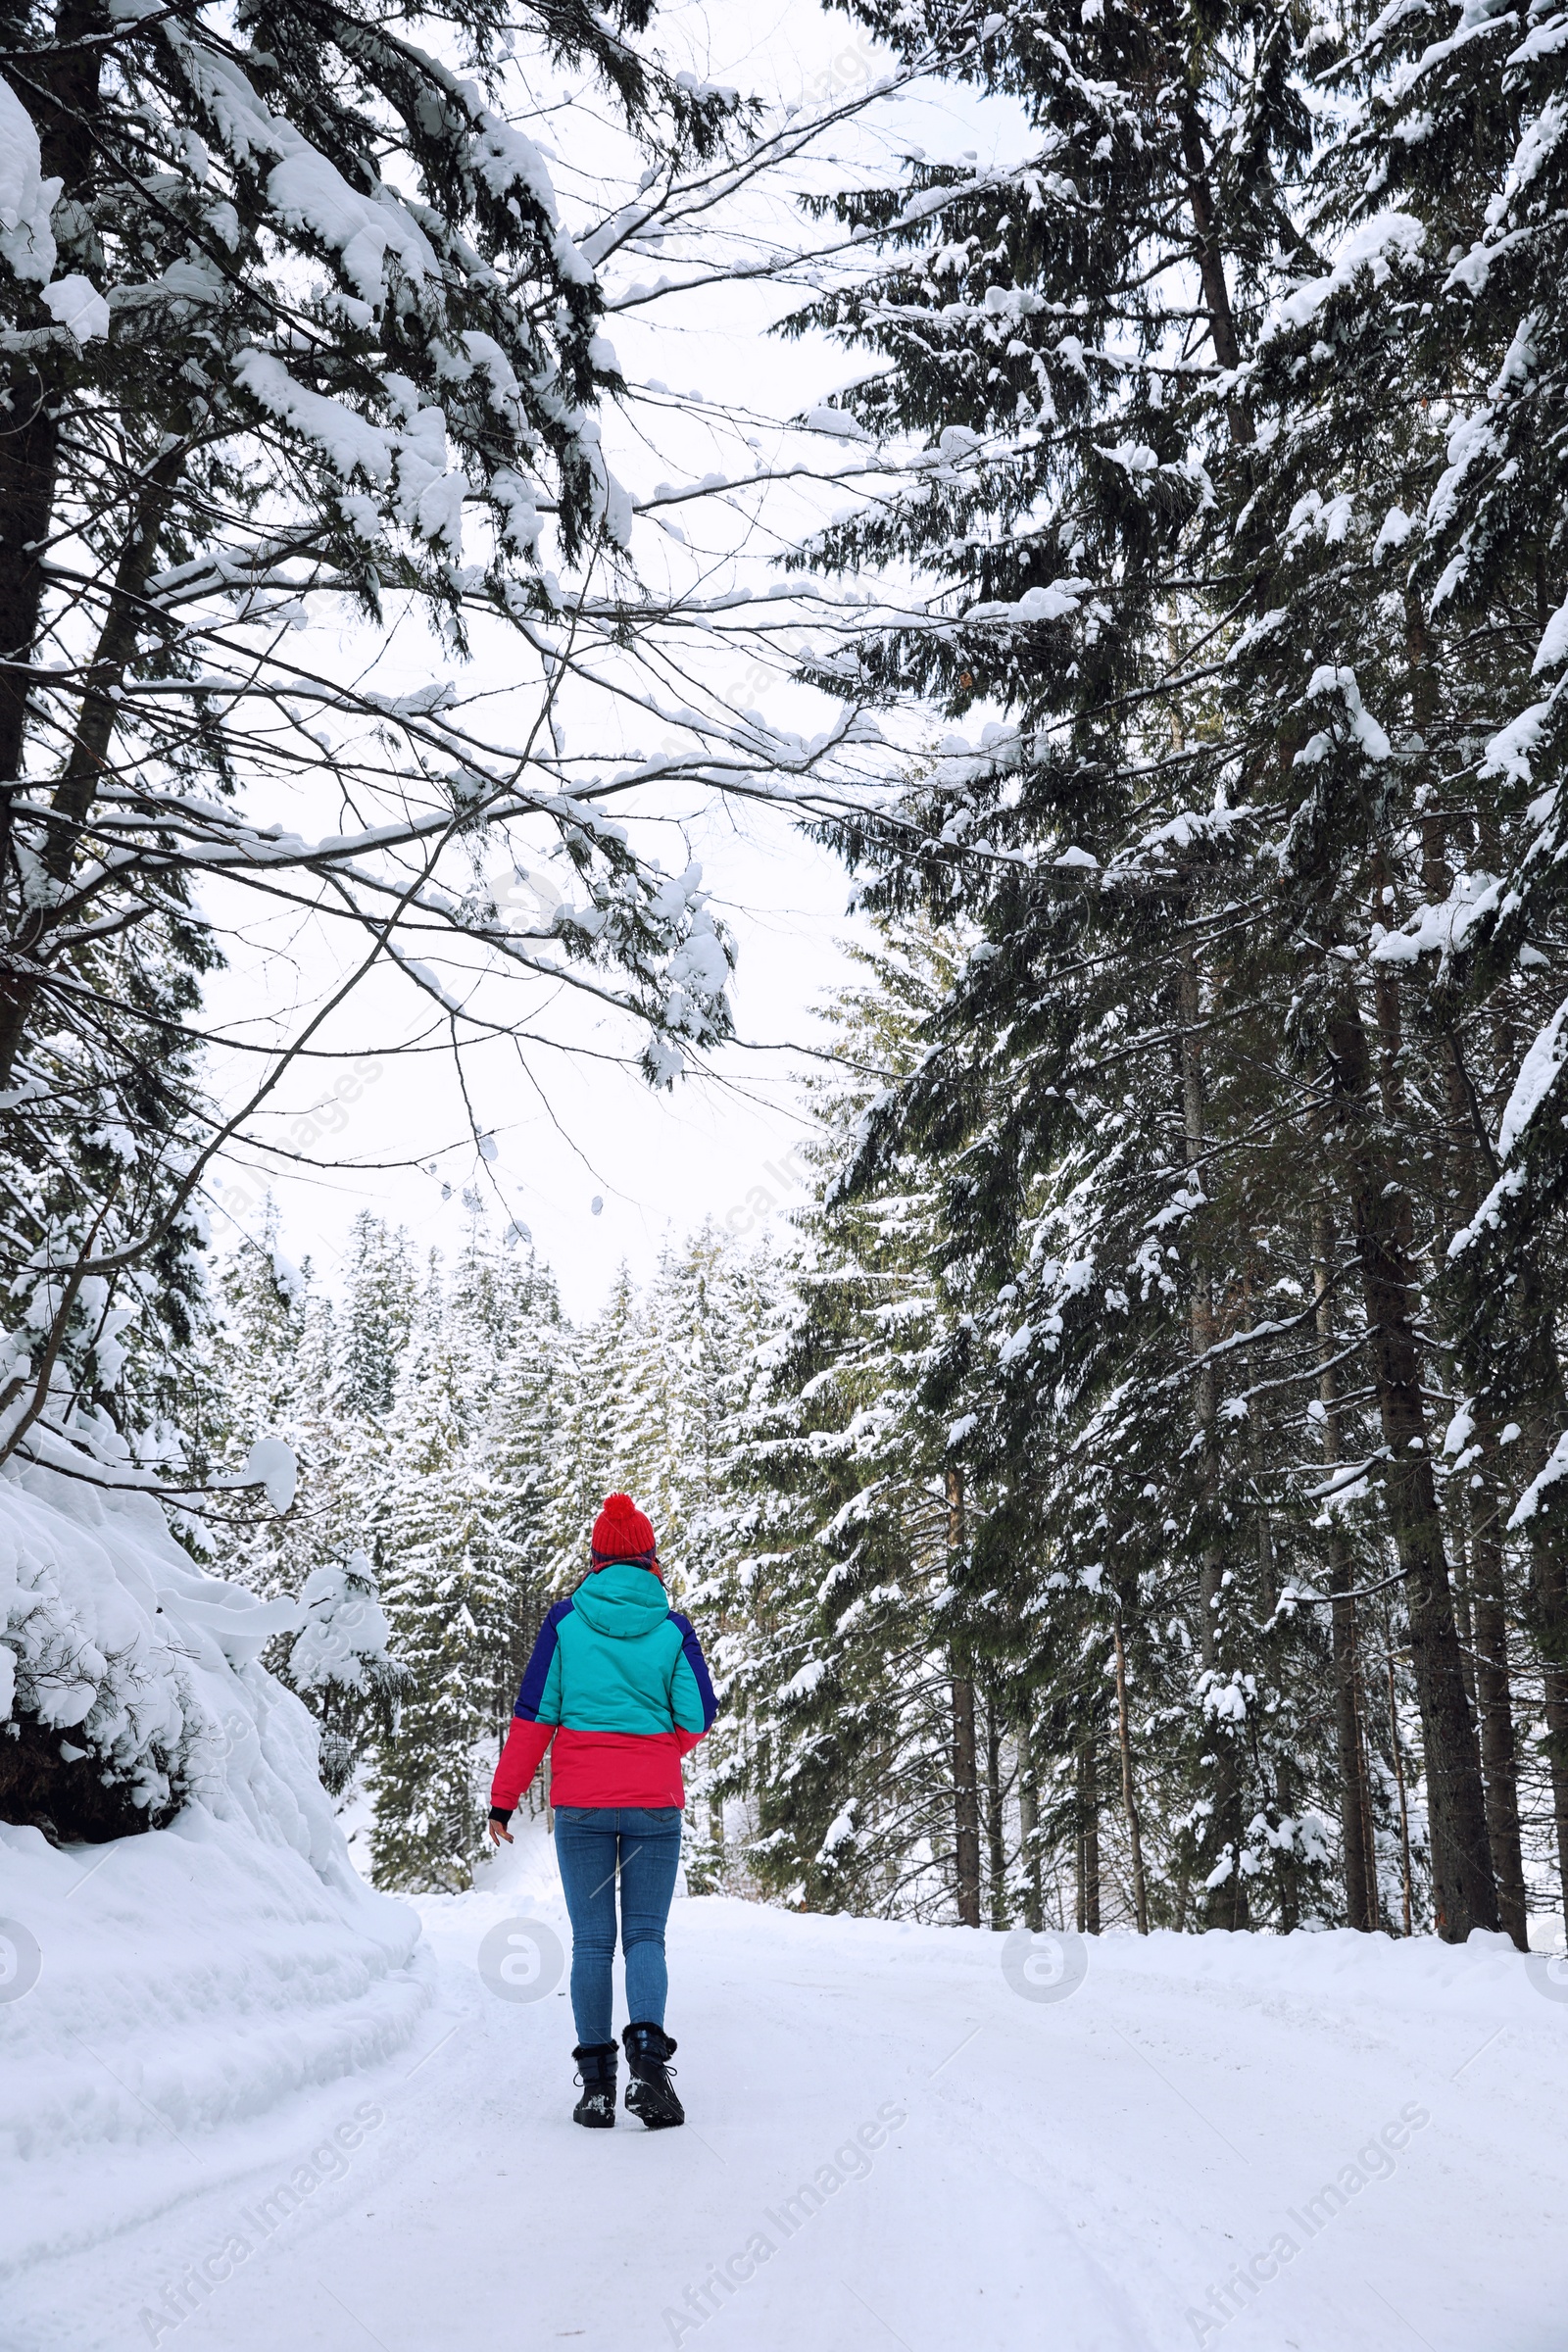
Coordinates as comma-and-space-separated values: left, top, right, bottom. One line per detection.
0, 1420, 350, 1874
287, 1551, 412, 1797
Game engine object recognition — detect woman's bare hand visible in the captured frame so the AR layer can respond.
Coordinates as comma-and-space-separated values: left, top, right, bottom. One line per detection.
488, 1819, 513, 1846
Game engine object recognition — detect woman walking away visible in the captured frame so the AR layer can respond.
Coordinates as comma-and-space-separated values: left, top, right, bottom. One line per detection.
487, 1494, 717, 2131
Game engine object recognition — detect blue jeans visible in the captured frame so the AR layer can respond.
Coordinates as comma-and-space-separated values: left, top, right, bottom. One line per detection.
554, 1806, 682, 2046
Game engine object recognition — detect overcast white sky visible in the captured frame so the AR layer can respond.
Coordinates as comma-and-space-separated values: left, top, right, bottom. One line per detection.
200, 5, 1019, 1322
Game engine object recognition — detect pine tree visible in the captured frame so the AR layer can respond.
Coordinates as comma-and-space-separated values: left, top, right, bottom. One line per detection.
536, 1262, 641, 1582
713, 923, 1022, 1922
337, 1215, 416, 1422
370, 1253, 513, 1889
480, 1244, 571, 1738
760, 0, 1568, 1940
631, 1223, 774, 1884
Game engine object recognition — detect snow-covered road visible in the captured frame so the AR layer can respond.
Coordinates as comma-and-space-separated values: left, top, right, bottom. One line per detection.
7, 1816, 1568, 2352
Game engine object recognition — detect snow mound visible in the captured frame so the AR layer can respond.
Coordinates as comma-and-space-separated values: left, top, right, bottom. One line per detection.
0, 1813, 426, 2278
0, 1448, 428, 2278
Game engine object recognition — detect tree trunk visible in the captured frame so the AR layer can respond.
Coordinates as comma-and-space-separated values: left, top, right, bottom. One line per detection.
0, 0, 106, 789
1387, 1652, 1413, 1936
1179, 942, 1245, 1922
947, 1466, 981, 1928
0, 374, 59, 789
1360, 1233, 1495, 1939
1112, 1617, 1150, 1934
1310, 1202, 1376, 1931
984, 1691, 1007, 1930
1330, 1534, 1378, 1932
1467, 1453, 1528, 1948
1507, 1300, 1568, 1930
1017, 1721, 1044, 1933
0, 448, 184, 1087
1449, 1494, 1480, 1715
1077, 1721, 1101, 1936
1326, 996, 1497, 1938
1355, 1641, 1384, 1932
1244, 1298, 1298, 1932
1176, 101, 1254, 449
952, 1674, 981, 1928
1427, 1004, 1526, 1944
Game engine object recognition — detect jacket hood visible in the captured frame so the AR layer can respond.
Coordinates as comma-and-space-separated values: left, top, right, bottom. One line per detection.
572, 1560, 671, 1641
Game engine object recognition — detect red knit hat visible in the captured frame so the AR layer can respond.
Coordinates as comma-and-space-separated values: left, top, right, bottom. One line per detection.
591, 1492, 659, 1569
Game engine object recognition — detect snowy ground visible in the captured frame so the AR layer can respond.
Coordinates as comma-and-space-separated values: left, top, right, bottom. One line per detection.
7, 1811, 1568, 2352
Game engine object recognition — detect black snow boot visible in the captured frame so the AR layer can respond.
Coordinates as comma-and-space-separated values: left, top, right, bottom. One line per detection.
572, 2042, 618, 2128
621, 2022, 684, 2130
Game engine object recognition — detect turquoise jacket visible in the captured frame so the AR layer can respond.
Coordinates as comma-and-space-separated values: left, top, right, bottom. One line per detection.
490, 1561, 717, 1812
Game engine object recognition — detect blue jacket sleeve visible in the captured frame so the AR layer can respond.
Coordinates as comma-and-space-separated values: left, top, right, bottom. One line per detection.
667, 1612, 718, 1739
514, 1599, 573, 1722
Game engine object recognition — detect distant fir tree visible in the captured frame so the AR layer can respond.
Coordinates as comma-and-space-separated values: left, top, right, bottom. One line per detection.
211, 1209, 390, 1596
371, 1252, 514, 1889
713, 923, 1025, 1923
536, 1261, 643, 1581
481, 1245, 572, 1724
337, 1214, 416, 1421
367, 1220, 583, 1887
635, 1223, 776, 1886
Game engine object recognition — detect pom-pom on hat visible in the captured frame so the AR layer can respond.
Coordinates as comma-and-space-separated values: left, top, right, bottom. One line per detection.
591, 1492, 658, 1568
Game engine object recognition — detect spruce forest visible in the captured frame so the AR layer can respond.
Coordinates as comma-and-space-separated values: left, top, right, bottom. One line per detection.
6, 0, 1568, 1965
